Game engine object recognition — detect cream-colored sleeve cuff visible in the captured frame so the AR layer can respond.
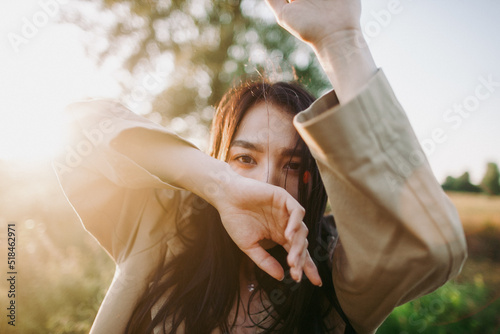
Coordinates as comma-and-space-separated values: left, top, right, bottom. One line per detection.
293, 69, 407, 170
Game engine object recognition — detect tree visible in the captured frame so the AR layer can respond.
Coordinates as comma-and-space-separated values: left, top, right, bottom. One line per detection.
453, 172, 481, 193
441, 172, 481, 193
61, 0, 330, 125
480, 162, 500, 195
442, 176, 457, 191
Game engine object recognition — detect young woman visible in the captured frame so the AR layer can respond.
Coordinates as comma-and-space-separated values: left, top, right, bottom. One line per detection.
55, 0, 467, 333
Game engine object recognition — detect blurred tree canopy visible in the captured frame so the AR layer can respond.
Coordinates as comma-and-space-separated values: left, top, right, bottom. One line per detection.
442, 171, 483, 194
480, 162, 500, 196
442, 162, 500, 195
62, 0, 329, 125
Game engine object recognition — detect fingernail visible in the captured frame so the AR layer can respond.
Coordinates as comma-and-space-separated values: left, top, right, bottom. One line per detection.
296, 271, 302, 283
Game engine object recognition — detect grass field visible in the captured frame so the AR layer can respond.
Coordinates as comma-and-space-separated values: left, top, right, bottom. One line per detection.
448, 192, 500, 231
378, 192, 500, 334
1, 162, 499, 333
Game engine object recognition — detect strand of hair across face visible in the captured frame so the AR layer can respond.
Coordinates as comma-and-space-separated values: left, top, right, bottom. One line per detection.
265, 81, 271, 184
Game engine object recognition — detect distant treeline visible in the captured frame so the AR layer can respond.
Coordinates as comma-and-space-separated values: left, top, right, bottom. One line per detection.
442, 162, 500, 195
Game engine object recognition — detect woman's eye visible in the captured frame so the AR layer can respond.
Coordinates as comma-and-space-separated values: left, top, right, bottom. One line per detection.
285, 161, 301, 171
236, 155, 255, 165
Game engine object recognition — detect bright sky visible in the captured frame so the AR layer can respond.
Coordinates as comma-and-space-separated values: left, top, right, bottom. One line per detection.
1, 0, 499, 183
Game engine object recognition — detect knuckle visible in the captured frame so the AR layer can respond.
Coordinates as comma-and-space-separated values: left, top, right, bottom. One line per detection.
301, 223, 309, 233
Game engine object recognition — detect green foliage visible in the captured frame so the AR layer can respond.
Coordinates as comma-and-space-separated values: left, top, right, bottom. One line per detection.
442, 175, 458, 191
442, 171, 482, 193
378, 278, 500, 334
455, 172, 482, 193
62, 0, 330, 122
443, 162, 500, 195
480, 162, 500, 196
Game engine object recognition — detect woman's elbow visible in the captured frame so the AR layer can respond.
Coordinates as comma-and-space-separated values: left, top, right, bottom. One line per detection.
418, 231, 468, 291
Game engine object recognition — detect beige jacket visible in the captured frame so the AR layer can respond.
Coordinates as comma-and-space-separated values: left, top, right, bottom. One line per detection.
55, 69, 467, 334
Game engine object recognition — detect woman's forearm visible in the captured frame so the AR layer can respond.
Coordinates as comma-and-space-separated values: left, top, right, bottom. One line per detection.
111, 127, 322, 285
312, 29, 378, 104
111, 128, 238, 207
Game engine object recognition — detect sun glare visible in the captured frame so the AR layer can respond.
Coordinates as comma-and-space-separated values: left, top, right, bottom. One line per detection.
0, 106, 65, 163
0, 19, 121, 165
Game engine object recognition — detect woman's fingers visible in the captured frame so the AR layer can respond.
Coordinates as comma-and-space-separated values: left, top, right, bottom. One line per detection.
245, 245, 285, 281
286, 222, 308, 267
217, 179, 321, 285
284, 197, 305, 240
281, 199, 323, 285
303, 252, 323, 287
284, 199, 307, 269
283, 230, 323, 286
285, 218, 305, 242
284, 242, 322, 286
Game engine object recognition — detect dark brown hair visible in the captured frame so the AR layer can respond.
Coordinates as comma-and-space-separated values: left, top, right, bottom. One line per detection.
125, 80, 351, 333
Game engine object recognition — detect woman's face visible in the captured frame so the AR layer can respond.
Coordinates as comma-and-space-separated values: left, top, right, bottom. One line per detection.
227, 102, 301, 200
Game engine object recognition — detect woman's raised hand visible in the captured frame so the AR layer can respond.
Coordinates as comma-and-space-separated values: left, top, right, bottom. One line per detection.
265, 0, 362, 48
212, 174, 322, 286
266, 0, 377, 104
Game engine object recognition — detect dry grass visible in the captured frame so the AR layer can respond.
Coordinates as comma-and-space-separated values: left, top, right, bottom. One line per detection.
446, 192, 500, 233
446, 191, 500, 266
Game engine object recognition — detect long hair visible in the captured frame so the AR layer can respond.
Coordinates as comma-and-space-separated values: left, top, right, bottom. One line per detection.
125, 81, 350, 333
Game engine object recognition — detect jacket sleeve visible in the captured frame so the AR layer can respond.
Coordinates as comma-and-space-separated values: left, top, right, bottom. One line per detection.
293, 69, 467, 333
53, 99, 197, 264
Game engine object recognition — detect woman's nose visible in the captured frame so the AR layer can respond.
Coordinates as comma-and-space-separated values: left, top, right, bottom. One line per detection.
257, 164, 282, 188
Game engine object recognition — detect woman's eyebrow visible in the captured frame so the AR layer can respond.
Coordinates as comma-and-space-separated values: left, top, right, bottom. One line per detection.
231, 140, 302, 157
230, 140, 264, 153
281, 148, 303, 158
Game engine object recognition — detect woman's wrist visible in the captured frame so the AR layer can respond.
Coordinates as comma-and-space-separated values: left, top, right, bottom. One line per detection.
312, 28, 367, 62
312, 28, 378, 104
189, 157, 242, 209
